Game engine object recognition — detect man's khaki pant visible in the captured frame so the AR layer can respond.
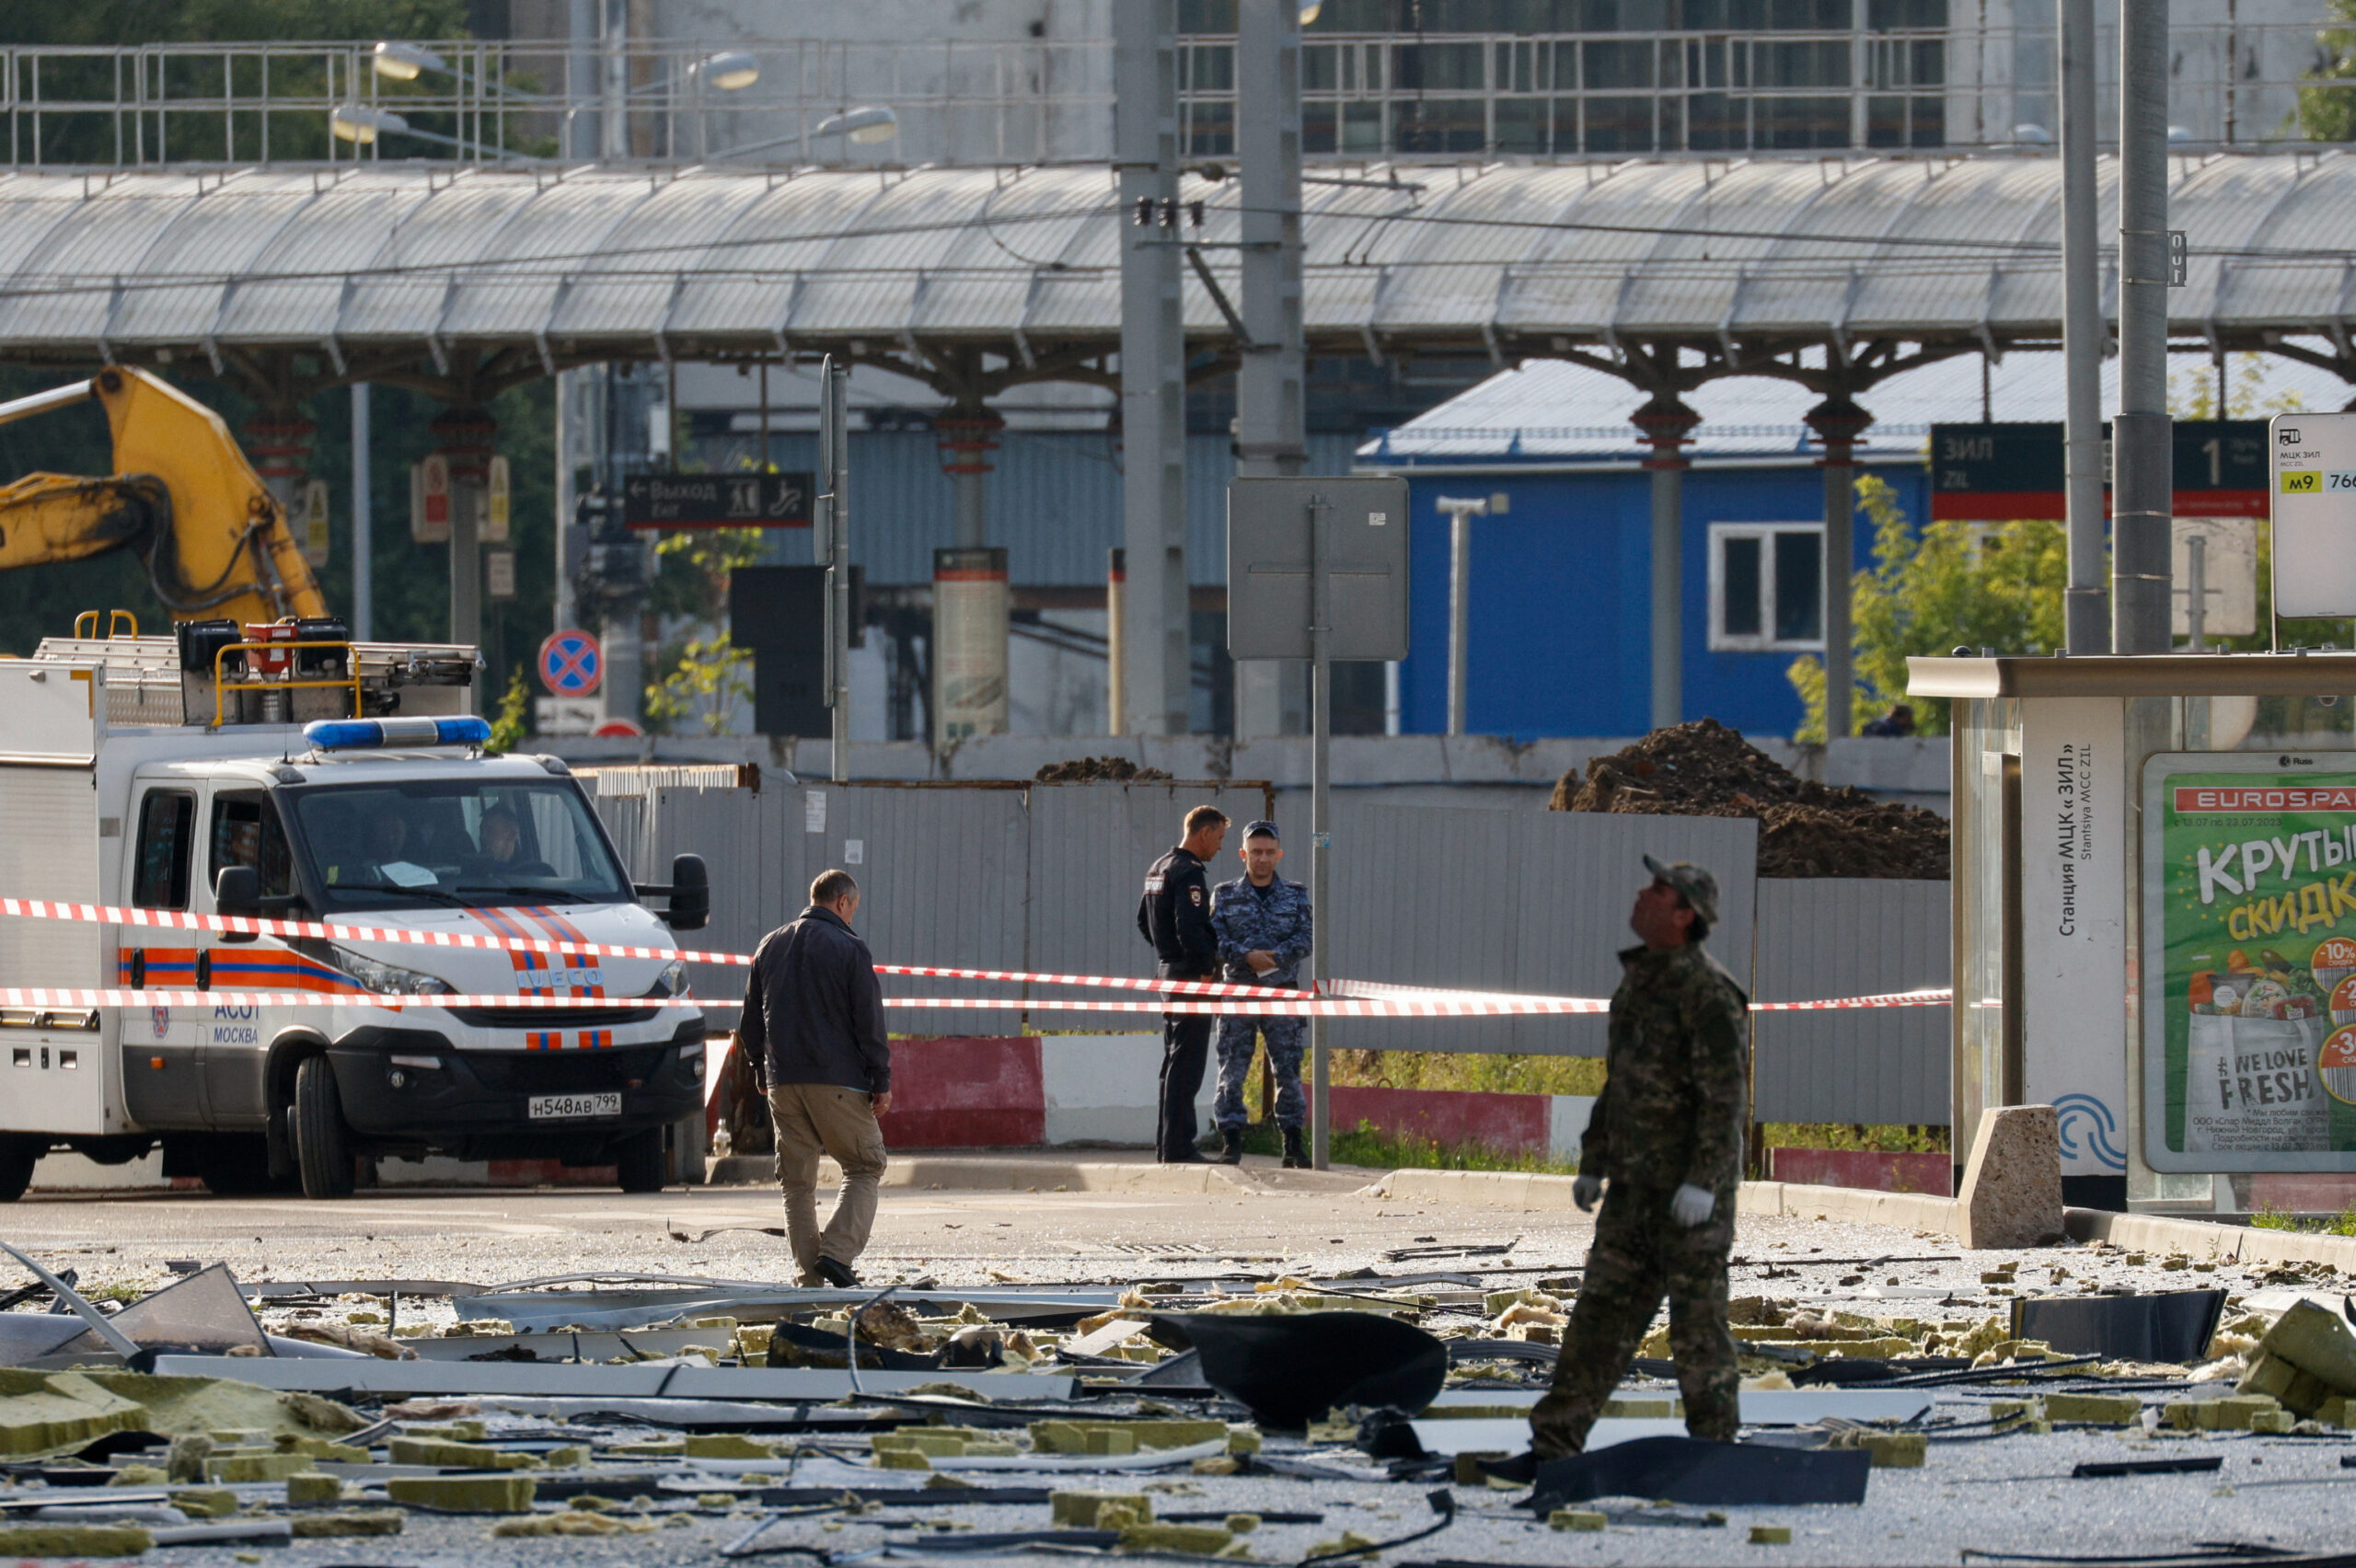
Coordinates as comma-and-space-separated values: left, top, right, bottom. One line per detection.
767, 1083, 889, 1282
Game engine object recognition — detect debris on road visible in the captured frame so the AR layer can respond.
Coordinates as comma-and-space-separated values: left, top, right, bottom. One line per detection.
5, 1235, 2355, 1563
1552, 719, 1950, 879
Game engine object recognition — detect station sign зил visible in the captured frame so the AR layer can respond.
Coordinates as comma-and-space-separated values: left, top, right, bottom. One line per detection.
622, 471, 814, 529
1928, 421, 2269, 521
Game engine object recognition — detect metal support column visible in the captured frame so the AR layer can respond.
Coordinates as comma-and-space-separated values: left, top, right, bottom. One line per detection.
1806, 399, 1870, 737
1634, 398, 1701, 732
1233, 0, 1307, 743
819, 356, 851, 782
1437, 495, 1487, 736
1116, 0, 1190, 736
2114, 0, 2173, 656
351, 384, 372, 640
2062, 0, 2110, 654
1308, 488, 1332, 1171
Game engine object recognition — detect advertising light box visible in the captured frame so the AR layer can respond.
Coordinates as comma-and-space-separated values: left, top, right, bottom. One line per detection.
2142, 752, 2356, 1170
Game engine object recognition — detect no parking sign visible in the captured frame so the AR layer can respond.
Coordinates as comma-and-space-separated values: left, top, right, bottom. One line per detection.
538, 629, 602, 697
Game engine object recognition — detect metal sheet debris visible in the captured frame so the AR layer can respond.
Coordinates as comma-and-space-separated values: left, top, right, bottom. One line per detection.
1523, 1435, 1875, 1507
144, 1355, 1079, 1402
2011, 1291, 2228, 1365
1169, 1310, 1449, 1428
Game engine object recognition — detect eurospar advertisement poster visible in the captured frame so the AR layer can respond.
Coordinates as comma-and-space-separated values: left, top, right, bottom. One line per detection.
2144, 755, 2356, 1170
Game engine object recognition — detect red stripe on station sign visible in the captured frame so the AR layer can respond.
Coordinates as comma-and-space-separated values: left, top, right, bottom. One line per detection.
933, 568, 1008, 582
2174, 785, 2356, 813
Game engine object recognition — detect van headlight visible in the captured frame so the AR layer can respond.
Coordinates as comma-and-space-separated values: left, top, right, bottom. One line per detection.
655, 959, 690, 998
331, 945, 457, 996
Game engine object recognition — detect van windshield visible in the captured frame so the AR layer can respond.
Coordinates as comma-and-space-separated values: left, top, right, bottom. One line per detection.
281, 778, 634, 914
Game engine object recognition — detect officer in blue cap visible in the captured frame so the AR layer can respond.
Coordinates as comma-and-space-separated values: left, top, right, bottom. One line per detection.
1208, 820, 1316, 1167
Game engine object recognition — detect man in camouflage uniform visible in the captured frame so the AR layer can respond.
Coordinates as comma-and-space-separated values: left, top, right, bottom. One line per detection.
1529, 855, 1750, 1458
1208, 821, 1315, 1168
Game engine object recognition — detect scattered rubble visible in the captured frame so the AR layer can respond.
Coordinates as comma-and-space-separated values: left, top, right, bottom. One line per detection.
3, 1236, 2355, 1562
1034, 755, 1173, 783
1551, 719, 1950, 879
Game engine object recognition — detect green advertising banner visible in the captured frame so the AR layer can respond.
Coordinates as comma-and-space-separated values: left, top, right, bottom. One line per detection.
2147, 759, 2356, 1169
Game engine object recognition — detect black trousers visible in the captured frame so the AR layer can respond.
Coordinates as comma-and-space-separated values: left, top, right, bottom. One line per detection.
1157, 1011, 1213, 1158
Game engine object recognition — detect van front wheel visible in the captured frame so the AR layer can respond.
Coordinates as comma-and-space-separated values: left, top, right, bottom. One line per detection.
294, 1056, 357, 1200
0, 1136, 37, 1203
614, 1127, 666, 1193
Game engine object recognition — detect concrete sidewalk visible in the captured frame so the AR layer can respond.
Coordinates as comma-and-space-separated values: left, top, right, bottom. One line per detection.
718, 1146, 1381, 1197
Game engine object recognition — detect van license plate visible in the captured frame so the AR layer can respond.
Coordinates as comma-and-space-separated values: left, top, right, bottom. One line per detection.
527, 1092, 621, 1120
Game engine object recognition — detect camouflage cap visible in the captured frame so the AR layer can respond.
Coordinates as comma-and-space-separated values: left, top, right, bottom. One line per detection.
1642, 854, 1720, 926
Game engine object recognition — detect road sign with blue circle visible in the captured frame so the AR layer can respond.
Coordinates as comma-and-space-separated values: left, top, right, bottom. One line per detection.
538, 629, 603, 697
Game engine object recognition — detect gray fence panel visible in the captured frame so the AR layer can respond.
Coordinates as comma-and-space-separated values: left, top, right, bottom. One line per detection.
1025, 782, 1275, 1018
1322, 804, 1759, 1057
652, 783, 772, 1009
1506, 809, 1761, 1057
1323, 801, 1523, 1057
1751, 878, 1950, 1125
821, 785, 1031, 1038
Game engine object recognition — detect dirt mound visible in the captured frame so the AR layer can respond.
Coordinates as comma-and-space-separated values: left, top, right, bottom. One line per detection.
1034, 755, 1173, 784
1550, 718, 1948, 880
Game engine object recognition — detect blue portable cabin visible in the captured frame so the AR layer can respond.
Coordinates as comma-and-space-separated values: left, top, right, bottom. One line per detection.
1354, 350, 2348, 741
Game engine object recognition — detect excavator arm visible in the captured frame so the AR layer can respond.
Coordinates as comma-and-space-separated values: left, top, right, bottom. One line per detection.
0, 367, 326, 625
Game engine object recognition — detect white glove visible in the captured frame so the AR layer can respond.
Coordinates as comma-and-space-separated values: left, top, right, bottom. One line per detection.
1669, 1183, 1716, 1228
1572, 1175, 1602, 1212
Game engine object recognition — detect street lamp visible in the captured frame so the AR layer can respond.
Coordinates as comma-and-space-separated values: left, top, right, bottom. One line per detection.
372, 40, 448, 81
330, 104, 407, 144
330, 103, 497, 157
694, 51, 761, 92
812, 105, 898, 144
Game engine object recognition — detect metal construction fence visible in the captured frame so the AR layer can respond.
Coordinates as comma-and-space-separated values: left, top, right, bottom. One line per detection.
590, 771, 1948, 1127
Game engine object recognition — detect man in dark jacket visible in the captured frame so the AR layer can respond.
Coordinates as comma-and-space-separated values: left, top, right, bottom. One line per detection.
740, 868, 892, 1287
1137, 804, 1228, 1162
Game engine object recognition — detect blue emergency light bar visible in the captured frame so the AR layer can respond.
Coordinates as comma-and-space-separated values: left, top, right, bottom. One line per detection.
303, 717, 493, 751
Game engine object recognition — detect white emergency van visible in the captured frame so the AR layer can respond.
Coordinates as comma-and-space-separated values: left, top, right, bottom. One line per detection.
0, 619, 708, 1200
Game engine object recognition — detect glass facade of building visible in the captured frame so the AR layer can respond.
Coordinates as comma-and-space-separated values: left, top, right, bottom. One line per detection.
1178, 0, 1951, 157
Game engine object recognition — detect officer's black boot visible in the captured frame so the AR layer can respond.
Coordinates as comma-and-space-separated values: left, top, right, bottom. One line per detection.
1281, 1127, 1308, 1169
1215, 1126, 1245, 1164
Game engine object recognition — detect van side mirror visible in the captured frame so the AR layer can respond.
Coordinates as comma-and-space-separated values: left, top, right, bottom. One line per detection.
214, 865, 260, 919
667, 854, 709, 931
214, 865, 263, 941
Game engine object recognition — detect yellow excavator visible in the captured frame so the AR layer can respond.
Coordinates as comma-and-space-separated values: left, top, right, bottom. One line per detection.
0, 366, 325, 626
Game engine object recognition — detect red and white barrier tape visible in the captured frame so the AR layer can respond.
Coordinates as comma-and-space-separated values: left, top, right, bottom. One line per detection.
0, 899, 1951, 1017
0, 898, 1301, 1000
0, 988, 706, 1012
0, 985, 1951, 1019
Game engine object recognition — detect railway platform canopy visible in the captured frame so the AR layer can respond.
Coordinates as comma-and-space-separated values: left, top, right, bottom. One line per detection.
0, 151, 2352, 409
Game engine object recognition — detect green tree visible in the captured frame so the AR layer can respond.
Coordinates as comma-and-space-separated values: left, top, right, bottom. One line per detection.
485, 667, 530, 754
2301, 3, 2356, 142
644, 529, 764, 735
1788, 476, 2068, 740
0, 2, 477, 164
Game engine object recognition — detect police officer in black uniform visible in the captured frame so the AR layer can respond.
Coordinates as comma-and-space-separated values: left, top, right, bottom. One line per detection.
1137, 804, 1230, 1163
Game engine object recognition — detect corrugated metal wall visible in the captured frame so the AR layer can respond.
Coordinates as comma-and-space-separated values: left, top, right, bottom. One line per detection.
595, 777, 1951, 1124
738, 431, 1361, 585
1320, 804, 1761, 1057
1751, 879, 1951, 1125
